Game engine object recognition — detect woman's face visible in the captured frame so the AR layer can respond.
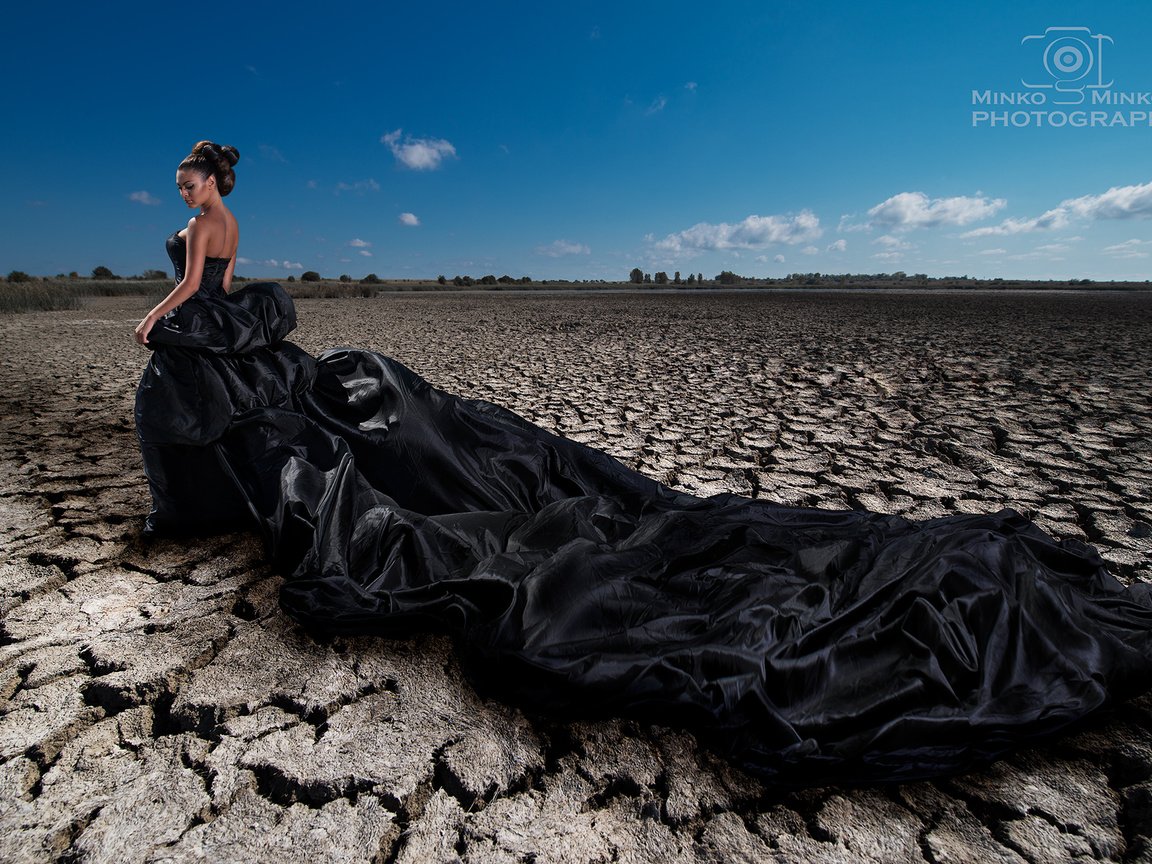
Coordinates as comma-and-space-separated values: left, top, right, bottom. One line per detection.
175, 168, 215, 209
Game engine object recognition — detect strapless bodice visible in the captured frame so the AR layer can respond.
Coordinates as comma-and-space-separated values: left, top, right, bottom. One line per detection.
166, 231, 230, 300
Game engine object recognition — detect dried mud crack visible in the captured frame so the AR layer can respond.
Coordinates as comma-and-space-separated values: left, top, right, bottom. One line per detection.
1, 290, 1150, 862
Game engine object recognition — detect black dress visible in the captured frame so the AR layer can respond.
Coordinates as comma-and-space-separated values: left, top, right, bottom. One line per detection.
135, 240, 1152, 787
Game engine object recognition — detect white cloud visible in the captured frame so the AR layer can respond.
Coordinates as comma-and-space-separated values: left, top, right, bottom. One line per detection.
335, 179, 380, 194
867, 191, 1006, 230
872, 251, 904, 261
873, 234, 914, 250
959, 181, 1152, 240
1103, 238, 1152, 258
960, 208, 1069, 237
838, 213, 871, 233
646, 95, 668, 115
1062, 180, 1152, 220
258, 144, 287, 163
826, 239, 846, 252
1104, 238, 1149, 251
359, 250, 373, 257
348, 238, 371, 248
684, 81, 698, 92
538, 239, 591, 257
398, 212, 420, 226
128, 190, 161, 206
260, 259, 303, 270
382, 129, 457, 170
1033, 237, 1080, 252
653, 211, 822, 255
977, 248, 1007, 255
801, 245, 820, 255
774, 254, 786, 263
1008, 249, 1067, 261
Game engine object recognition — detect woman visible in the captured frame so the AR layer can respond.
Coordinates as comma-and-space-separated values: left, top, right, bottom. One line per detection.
135, 141, 240, 345
135, 140, 305, 536
135, 141, 1152, 788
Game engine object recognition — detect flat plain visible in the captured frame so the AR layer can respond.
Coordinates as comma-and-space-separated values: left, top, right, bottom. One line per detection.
2, 289, 1151, 863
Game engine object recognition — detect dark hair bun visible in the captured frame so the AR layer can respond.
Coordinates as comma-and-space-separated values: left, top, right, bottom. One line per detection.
182, 140, 241, 196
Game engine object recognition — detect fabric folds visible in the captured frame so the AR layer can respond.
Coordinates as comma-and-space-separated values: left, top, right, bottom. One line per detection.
135, 282, 1152, 786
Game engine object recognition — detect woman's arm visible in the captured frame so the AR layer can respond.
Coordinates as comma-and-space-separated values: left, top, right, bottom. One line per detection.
134, 217, 209, 344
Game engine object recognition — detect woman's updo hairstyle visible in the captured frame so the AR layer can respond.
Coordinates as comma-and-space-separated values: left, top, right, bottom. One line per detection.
179, 140, 241, 196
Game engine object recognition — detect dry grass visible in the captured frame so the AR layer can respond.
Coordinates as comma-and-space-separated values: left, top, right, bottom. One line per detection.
0, 280, 168, 313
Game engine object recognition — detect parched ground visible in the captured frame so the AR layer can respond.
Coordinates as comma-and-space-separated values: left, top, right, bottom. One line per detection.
2, 289, 1151, 864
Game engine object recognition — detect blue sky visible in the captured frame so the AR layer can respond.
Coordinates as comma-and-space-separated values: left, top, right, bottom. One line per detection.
4, 0, 1152, 281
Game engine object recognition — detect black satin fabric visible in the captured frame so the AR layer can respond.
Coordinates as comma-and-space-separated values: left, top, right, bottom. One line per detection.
166, 231, 231, 300
135, 280, 1152, 786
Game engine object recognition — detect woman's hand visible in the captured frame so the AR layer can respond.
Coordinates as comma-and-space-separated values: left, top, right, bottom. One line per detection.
134, 314, 158, 345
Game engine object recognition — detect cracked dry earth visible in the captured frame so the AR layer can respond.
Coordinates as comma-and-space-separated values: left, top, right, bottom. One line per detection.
2, 289, 1152, 864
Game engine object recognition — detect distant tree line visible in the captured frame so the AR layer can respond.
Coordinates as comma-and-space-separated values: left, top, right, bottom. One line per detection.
629, 268, 706, 285
624, 268, 1103, 287
0, 265, 1111, 289
5, 266, 127, 282
3, 266, 177, 282
447, 274, 532, 287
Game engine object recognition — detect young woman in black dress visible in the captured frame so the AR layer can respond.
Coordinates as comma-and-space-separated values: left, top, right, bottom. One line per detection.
134, 141, 239, 345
